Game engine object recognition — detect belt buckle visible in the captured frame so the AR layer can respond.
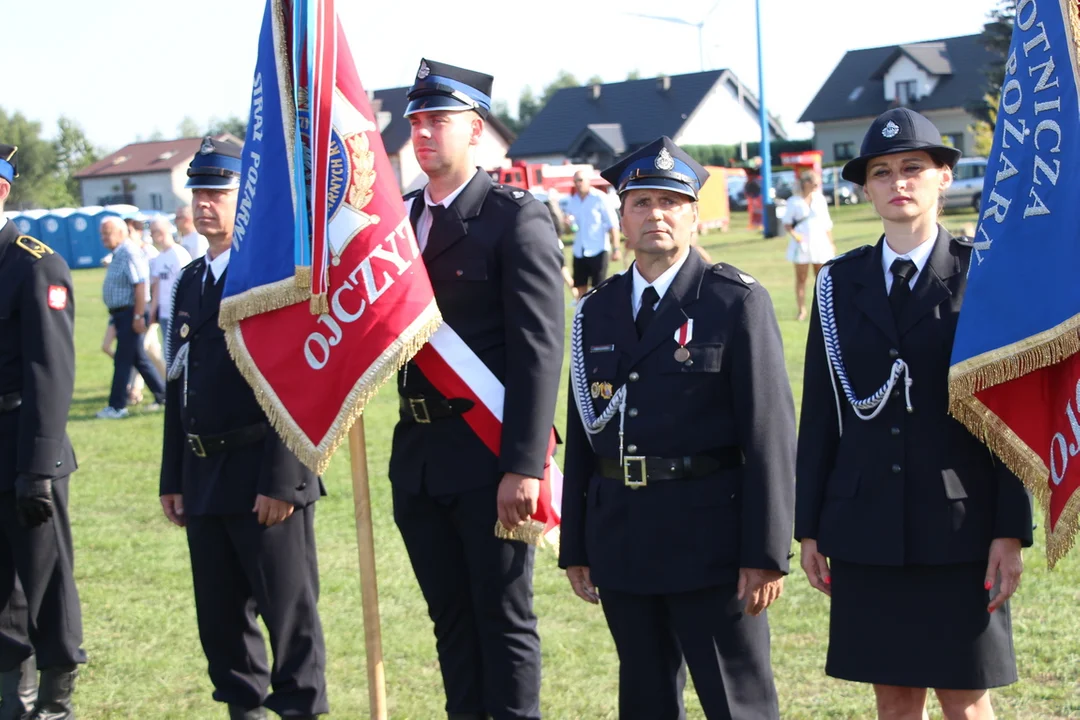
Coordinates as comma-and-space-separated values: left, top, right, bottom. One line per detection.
187, 434, 207, 458
623, 456, 647, 489
409, 398, 431, 424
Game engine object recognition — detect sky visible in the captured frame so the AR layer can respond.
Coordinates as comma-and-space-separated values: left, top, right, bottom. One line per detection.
6, 0, 1000, 152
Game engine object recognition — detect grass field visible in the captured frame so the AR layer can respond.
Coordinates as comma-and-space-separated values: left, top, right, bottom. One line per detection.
63, 203, 1080, 719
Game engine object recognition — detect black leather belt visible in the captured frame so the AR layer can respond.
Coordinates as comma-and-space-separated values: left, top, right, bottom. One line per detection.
108, 306, 134, 314
597, 447, 743, 489
186, 423, 267, 458
0, 392, 21, 413
399, 396, 475, 423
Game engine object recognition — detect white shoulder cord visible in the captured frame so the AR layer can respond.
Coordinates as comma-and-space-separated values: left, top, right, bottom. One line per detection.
815, 264, 914, 437
570, 293, 627, 456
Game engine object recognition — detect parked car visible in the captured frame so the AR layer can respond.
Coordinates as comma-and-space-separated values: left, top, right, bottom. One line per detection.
770, 170, 796, 201
944, 157, 987, 211
821, 167, 863, 205
727, 176, 748, 211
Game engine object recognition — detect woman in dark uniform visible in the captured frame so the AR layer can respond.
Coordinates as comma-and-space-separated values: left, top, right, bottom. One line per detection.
795, 107, 1032, 720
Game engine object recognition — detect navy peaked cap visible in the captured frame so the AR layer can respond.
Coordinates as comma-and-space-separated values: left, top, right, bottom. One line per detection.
601, 136, 709, 200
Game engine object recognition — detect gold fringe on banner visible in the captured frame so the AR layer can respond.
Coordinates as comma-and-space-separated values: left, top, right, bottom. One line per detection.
494, 520, 547, 548
949, 320, 1080, 399
309, 293, 329, 316
219, 268, 315, 327
294, 265, 311, 289
222, 301, 443, 475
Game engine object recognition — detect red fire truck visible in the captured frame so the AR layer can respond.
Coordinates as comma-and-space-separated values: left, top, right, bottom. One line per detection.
489, 161, 610, 194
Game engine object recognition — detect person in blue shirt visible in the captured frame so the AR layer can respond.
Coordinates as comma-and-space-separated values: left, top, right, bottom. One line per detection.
564, 169, 621, 299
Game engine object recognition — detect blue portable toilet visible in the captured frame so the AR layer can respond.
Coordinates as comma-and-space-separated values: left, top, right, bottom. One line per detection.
12, 209, 46, 239
67, 206, 110, 268
38, 209, 75, 267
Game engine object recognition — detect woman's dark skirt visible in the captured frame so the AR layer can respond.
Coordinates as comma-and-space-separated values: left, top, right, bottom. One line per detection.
826, 559, 1017, 689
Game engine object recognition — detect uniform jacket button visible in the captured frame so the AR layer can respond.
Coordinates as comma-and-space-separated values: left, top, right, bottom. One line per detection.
627, 444, 638, 454
888, 348, 900, 359
892, 463, 902, 473
891, 426, 901, 435
629, 372, 640, 382
628, 408, 638, 417
297, 481, 307, 490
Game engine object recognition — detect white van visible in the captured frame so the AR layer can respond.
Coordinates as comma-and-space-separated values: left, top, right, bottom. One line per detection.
944, 157, 987, 211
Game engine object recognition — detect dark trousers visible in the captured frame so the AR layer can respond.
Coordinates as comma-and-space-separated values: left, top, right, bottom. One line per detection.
185, 505, 327, 717
108, 307, 165, 410
600, 585, 779, 720
392, 482, 541, 720
0, 479, 84, 671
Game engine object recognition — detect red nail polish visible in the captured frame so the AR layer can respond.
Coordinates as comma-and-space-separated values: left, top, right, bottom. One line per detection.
824, 576, 831, 585
984, 580, 993, 591
988, 606, 995, 614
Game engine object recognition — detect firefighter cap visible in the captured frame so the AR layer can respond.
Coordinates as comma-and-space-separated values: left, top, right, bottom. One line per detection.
186, 136, 243, 190
842, 107, 961, 185
404, 58, 493, 119
601, 136, 709, 200
0, 144, 18, 183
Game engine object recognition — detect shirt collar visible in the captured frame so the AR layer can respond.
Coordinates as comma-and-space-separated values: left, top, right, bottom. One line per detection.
204, 247, 232, 283
632, 246, 691, 309
882, 229, 936, 281
424, 169, 478, 209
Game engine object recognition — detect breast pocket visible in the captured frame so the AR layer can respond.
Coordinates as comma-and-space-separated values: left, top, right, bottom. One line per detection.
660, 342, 724, 374
429, 255, 489, 282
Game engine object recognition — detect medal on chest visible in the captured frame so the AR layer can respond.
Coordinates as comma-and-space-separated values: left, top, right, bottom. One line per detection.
673, 319, 693, 363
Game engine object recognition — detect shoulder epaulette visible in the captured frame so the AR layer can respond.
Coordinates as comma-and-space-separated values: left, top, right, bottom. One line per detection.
952, 235, 975, 247
826, 244, 873, 266
580, 272, 620, 301
403, 188, 422, 201
491, 184, 534, 205
709, 263, 757, 288
14, 235, 55, 261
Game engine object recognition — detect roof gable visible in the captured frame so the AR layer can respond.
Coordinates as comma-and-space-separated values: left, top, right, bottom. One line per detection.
507, 70, 783, 159
800, 34, 989, 124
75, 133, 241, 179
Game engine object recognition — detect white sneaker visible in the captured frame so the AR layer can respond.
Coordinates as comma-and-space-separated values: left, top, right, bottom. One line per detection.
95, 407, 129, 419
145, 402, 163, 412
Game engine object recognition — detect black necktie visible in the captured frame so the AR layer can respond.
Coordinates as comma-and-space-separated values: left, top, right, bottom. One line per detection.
425, 204, 449, 255
636, 286, 660, 338
889, 258, 917, 318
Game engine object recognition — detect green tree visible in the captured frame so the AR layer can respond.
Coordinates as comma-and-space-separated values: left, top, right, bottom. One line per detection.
626, 70, 642, 80
0, 108, 72, 209
207, 115, 248, 139
177, 116, 202, 138
968, 0, 1014, 126
492, 100, 521, 135
54, 116, 100, 203
585, 74, 604, 86
517, 86, 542, 130
541, 70, 580, 104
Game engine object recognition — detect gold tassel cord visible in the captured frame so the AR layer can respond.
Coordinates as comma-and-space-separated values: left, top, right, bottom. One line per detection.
222, 301, 443, 476
309, 292, 329, 316
494, 520, 547, 548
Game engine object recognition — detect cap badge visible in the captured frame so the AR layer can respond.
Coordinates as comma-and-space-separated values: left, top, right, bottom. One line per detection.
655, 148, 675, 171
199, 137, 215, 155
881, 121, 901, 139
417, 60, 430, 80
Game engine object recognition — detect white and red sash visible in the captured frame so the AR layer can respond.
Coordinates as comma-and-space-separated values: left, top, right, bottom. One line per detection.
412, 309, 562, 547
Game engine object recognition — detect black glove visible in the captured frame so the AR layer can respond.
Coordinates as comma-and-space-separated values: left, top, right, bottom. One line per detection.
14, 475, 54, 528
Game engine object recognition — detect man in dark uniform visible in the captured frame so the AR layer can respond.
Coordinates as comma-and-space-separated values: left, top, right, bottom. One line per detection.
558, 137, 796, 719
0, 143, 85, 720
159, 138, 327, 720
391, 59, 564, 720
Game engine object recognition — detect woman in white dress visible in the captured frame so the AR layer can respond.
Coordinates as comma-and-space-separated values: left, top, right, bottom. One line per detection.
784, 171, 836, 320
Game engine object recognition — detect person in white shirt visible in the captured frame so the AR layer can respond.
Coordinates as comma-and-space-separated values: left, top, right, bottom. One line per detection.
148, 217, 192, 344
784, 171, 836, 320
175, 205, 209, 259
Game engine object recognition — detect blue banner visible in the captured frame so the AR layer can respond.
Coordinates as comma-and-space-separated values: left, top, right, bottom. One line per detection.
223, 0, 301, 306
950, 0, 1080, 370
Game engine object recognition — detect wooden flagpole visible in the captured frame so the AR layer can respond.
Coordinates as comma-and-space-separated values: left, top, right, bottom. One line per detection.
348, 418, 388, 720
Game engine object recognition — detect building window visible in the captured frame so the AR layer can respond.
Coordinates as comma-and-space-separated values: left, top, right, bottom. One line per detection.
150, 193, 163, 210
896, 80, 918, 105
834, 142, 856, 161
942, 133, 964, 154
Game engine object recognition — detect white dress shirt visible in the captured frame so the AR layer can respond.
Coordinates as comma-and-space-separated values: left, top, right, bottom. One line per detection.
409, 170, 479, 253
202, 247, 232, 285
630, 247, 691, 318
882, 232, 936, 293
